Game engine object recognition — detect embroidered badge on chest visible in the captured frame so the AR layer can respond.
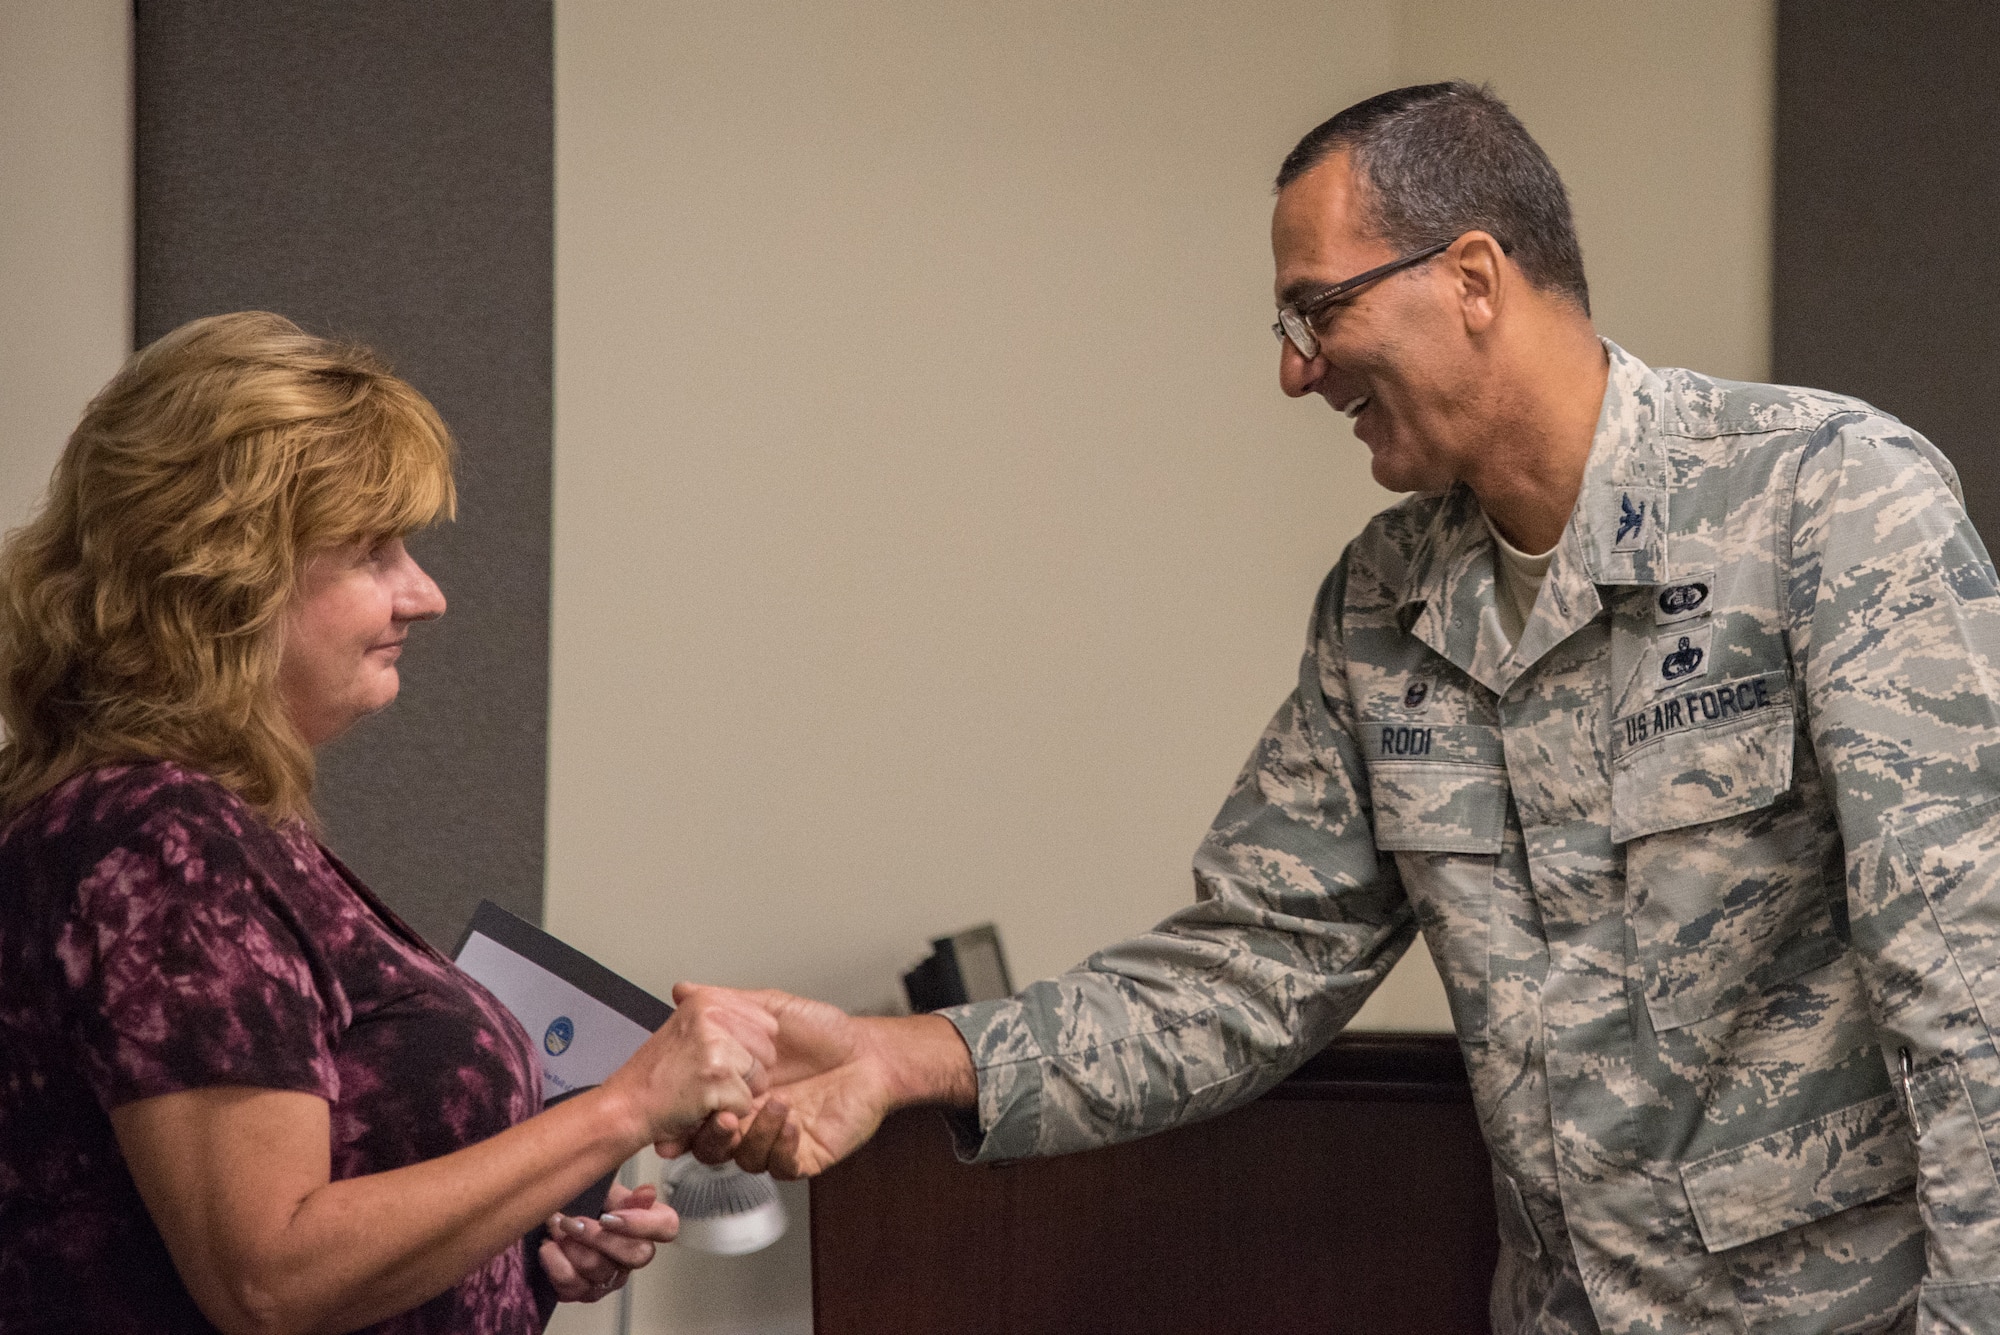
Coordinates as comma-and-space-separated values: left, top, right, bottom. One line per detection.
1654, 624, 1712, 687
1614, 493, 1648, 551
1403, 678, 1430, 710
1653, 575, 1714, 625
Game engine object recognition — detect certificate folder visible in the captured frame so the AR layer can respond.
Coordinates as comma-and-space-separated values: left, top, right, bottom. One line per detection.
453, 900, 673, 1219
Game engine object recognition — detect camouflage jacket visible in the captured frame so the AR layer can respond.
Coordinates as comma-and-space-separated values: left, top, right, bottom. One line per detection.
948, 342, 2000, 1334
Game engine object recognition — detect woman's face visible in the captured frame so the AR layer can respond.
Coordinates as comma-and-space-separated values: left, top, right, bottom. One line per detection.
278, 535, 446, 747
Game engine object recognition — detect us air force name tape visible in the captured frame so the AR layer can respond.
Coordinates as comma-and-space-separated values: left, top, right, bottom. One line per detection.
1612, 670, 1788, 759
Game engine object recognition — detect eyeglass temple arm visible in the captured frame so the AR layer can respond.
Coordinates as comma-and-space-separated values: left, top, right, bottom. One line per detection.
1293, 239, 1454, 321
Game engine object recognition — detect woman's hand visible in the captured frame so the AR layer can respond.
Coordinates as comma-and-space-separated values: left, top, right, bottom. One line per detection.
106, 989, 776, 1331
538, 1182, 678, 1303
600, 986, 779, 1158
543, 989, 778, 1301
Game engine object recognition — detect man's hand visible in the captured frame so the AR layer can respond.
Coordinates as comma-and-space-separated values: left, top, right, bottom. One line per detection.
670, 986, 977, 1180
601, 986, 776, 1160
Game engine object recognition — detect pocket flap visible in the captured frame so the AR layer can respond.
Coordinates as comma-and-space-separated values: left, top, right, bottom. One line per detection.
1362, 723, 1508, 854
1680, 1093, 1915, 1253
1611, 692, 1794, 843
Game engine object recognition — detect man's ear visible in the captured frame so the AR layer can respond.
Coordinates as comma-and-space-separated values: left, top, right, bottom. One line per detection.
1452, 231, 1506, 335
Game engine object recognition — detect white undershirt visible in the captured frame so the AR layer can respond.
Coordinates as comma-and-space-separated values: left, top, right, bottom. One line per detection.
1485, 511, 1556, 647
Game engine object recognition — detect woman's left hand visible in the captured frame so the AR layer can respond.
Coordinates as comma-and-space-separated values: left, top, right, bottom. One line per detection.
539, 1181, 680, 1303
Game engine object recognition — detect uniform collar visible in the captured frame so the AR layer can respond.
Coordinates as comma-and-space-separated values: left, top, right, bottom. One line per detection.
1568, 340, 1671, 587
1400, 484, 1510, 692
1395, 340, 1668, 695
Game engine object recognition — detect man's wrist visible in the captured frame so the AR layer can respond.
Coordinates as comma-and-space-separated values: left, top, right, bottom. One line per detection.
861, 1013, 978, 1111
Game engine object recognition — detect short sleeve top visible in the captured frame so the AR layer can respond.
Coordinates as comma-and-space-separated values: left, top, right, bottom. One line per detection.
0, 762, 552, 1334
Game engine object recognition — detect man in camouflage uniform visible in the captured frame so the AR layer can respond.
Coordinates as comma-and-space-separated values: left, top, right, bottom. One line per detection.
699, 83, 2000, 1333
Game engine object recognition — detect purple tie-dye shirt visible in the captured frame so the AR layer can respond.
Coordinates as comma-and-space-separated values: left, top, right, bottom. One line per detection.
0, 762, 556, 1333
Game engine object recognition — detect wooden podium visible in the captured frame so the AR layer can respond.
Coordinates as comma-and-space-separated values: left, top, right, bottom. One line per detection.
809, 1033, 1499, 1334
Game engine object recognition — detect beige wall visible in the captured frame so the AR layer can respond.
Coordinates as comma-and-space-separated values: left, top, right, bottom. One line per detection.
0, 0, 131, 532
1398, 0, 1774, 381
549, 6, 1399, 1330
547, 0, 1401, 1023
550, 3, 1771, 1332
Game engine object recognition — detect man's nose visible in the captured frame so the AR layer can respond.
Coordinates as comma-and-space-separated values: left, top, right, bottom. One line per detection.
1278, 339, 1322, 398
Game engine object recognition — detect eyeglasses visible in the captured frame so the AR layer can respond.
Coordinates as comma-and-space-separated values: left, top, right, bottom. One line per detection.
1271, 239, 1454, 360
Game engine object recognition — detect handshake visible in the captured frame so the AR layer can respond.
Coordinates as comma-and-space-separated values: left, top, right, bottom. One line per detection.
603, 984, 983, 1178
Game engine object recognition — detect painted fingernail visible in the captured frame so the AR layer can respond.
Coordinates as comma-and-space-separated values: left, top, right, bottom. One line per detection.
600, 1213, 623, 1225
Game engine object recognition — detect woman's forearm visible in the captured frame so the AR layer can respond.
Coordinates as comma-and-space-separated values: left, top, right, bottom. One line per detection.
113, 986, 768, 1334
270, 1086, 647, 1330
116, 1083, 647, 1335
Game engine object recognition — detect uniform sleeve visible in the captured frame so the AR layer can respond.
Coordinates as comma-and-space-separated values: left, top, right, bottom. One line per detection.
55, 786, 340, 1111
1788, 413, 2000, 1328
945, 561, 1415, 1162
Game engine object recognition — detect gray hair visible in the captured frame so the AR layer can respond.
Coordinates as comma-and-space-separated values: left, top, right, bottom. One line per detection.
1277, 82, 1589, 314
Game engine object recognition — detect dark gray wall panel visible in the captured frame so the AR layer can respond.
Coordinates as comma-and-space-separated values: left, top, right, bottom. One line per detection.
1773, 1, 2000, 543
135, 1, 553, 947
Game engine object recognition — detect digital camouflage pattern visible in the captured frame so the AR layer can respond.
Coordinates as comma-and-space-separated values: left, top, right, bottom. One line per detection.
947, 342, 2000, 1334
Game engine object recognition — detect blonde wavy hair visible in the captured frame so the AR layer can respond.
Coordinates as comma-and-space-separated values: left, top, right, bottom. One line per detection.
0, 311, 456, 823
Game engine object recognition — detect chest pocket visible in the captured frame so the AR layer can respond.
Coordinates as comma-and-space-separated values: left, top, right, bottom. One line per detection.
1610, 671, 1794, 843
1363, 723, 1509, 853
1611, 675, 1845, 1031
1363, 722, 1507, 1043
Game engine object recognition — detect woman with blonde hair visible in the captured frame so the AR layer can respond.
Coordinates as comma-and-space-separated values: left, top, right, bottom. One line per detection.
0, 312, 770, 1332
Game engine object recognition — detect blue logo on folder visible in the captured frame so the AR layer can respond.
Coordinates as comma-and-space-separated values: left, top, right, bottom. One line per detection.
544, 1016, 574, 1056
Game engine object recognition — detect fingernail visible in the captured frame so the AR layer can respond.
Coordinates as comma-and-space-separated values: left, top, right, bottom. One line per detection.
600, 1212, 624, 1226
548, 1213, 565, 1232
566, 1217, 589, 1236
